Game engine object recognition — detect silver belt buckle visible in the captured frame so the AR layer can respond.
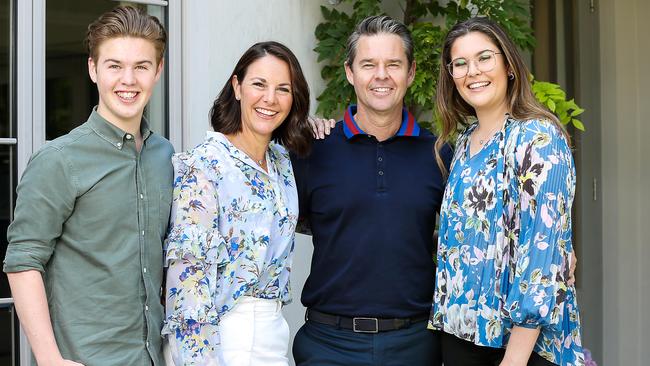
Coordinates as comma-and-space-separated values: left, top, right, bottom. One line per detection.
353, 317, 379, 333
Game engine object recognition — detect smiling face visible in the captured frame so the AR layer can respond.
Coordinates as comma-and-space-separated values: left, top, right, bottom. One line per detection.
450, 31, 509, 117
345, 33, 415, 117
232, 55, 293, 140
88, 37, 162, 130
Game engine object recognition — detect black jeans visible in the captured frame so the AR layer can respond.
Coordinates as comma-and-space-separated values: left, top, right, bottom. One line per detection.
441, 332, 556, 366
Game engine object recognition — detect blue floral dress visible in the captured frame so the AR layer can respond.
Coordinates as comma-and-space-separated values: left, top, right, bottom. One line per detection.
429, 118, 584, 365
162, 131, 298, 365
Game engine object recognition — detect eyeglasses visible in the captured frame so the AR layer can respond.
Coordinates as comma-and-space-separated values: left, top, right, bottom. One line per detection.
447, 50, 502, 79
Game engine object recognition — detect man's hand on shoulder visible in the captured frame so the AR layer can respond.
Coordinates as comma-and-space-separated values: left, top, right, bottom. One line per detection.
308, 116, 337, 139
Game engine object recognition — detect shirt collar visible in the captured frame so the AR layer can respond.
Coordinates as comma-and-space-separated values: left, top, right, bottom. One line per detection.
87, 107, 152, 150
342, 104, 420, 139
207, 131, 278, 176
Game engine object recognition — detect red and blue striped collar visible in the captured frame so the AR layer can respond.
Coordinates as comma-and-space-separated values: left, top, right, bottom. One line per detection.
342, 105, 420, 139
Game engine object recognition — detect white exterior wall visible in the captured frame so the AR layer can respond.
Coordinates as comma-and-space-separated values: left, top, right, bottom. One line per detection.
600, 0, 650, 365
180, 0, 327, 147
179, 2, 328, 364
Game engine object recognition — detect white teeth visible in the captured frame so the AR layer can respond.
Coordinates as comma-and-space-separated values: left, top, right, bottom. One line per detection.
117, 91, 137, 99
468, 81, 490, 89
255, 108, 277, 116
372, 87, 391, 93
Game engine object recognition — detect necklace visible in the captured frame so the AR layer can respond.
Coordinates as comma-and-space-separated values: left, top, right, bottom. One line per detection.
235, 141, 267, 167
474, 123, 503, 145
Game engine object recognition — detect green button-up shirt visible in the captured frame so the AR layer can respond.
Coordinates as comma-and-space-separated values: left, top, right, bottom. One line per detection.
3, 110, 174, 365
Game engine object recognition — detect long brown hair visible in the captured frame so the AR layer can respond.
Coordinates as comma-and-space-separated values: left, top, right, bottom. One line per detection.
209, 41, 312, 156
434, 17, 569, 175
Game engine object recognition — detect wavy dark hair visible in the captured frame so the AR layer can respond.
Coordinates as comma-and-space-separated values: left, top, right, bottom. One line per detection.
435, 17, 569, 175
85, 5, 166, 65
209, 41, 312, 156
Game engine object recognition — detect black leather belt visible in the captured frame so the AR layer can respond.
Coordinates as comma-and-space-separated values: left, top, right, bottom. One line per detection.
305, 309, 429, 333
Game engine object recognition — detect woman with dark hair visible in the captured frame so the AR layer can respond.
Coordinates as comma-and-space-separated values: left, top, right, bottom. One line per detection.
162, 41, 312, 365
429, 17, 584, 366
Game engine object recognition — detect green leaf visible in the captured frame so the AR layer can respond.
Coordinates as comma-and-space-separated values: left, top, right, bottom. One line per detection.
572, 119, 585, 131
571, 107, 585, 117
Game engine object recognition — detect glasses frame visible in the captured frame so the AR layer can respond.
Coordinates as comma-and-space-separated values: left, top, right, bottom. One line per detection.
446, 50, 503, 79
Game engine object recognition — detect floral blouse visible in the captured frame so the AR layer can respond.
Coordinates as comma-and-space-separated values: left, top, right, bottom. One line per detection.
429, 118, 584, 366
162, 131, 298, 365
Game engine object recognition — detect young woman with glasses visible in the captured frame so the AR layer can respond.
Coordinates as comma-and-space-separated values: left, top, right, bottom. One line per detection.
429, 17, 584, 366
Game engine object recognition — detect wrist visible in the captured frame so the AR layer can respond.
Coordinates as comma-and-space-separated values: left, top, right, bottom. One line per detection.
500, 355, 526, 366
35, 351, 63, 366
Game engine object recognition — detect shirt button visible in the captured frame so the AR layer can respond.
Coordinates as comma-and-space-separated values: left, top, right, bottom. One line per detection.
141, 230, 145, 236
126, 134, 133, 140
146, 341, 149, 348
143, 267, 147, 273
378, 157, 383, 162
145, 305, 149, 311
378, 171, 384, 176
139, 193, 144, 199
116, 142, 122, 148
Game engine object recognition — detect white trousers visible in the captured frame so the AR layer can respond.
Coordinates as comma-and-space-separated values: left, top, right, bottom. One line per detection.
220, 297, 290, 365
164, 296, 290, 366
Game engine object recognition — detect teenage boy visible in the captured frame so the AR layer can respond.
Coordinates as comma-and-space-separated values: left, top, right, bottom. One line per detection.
3, 6, 173, 365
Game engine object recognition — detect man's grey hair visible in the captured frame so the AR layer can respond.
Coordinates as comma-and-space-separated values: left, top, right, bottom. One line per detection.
345, 15, 414, 69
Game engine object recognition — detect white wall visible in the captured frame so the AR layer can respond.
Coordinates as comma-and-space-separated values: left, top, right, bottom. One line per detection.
181, 0, 327, 148
600, 0, 650, 365
180, 2, 326, 364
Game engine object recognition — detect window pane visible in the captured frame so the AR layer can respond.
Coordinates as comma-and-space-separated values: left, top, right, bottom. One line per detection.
0, 0, 10, 138
0, 303, 17, 365
45, 0, 167, 140
0, 145, 16, 300
0, 0, 14, 303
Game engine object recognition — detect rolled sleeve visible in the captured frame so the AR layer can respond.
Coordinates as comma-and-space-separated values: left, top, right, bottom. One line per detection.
4, 147, 77, 273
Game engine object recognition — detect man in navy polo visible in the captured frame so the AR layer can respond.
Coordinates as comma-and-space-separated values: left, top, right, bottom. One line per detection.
292, 15, 451, 365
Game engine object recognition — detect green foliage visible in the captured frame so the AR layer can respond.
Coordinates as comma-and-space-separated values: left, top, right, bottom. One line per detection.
313, 0, 585, 133
531, 78, 585, 130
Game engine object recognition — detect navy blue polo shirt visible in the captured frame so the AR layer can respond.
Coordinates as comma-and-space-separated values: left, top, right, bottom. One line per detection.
292, 105, 452, 319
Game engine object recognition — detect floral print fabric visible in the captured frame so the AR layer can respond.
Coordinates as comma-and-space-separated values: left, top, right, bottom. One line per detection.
162, 131, 298, 365
430, 118, 584, 365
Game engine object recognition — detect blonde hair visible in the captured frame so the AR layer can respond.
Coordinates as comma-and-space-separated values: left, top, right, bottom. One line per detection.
435, 17, 569, 175
85, 5, 166, 64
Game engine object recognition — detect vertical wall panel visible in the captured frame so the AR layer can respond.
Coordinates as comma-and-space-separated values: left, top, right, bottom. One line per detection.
600, 0, 648, 365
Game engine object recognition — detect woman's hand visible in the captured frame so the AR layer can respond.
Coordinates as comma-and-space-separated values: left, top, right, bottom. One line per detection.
567, 252, 577, 286
308, 116, 336, 139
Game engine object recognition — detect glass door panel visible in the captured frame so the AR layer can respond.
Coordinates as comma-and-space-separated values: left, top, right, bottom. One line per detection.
1, 2, 17, 364
0, 0, 9, 138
